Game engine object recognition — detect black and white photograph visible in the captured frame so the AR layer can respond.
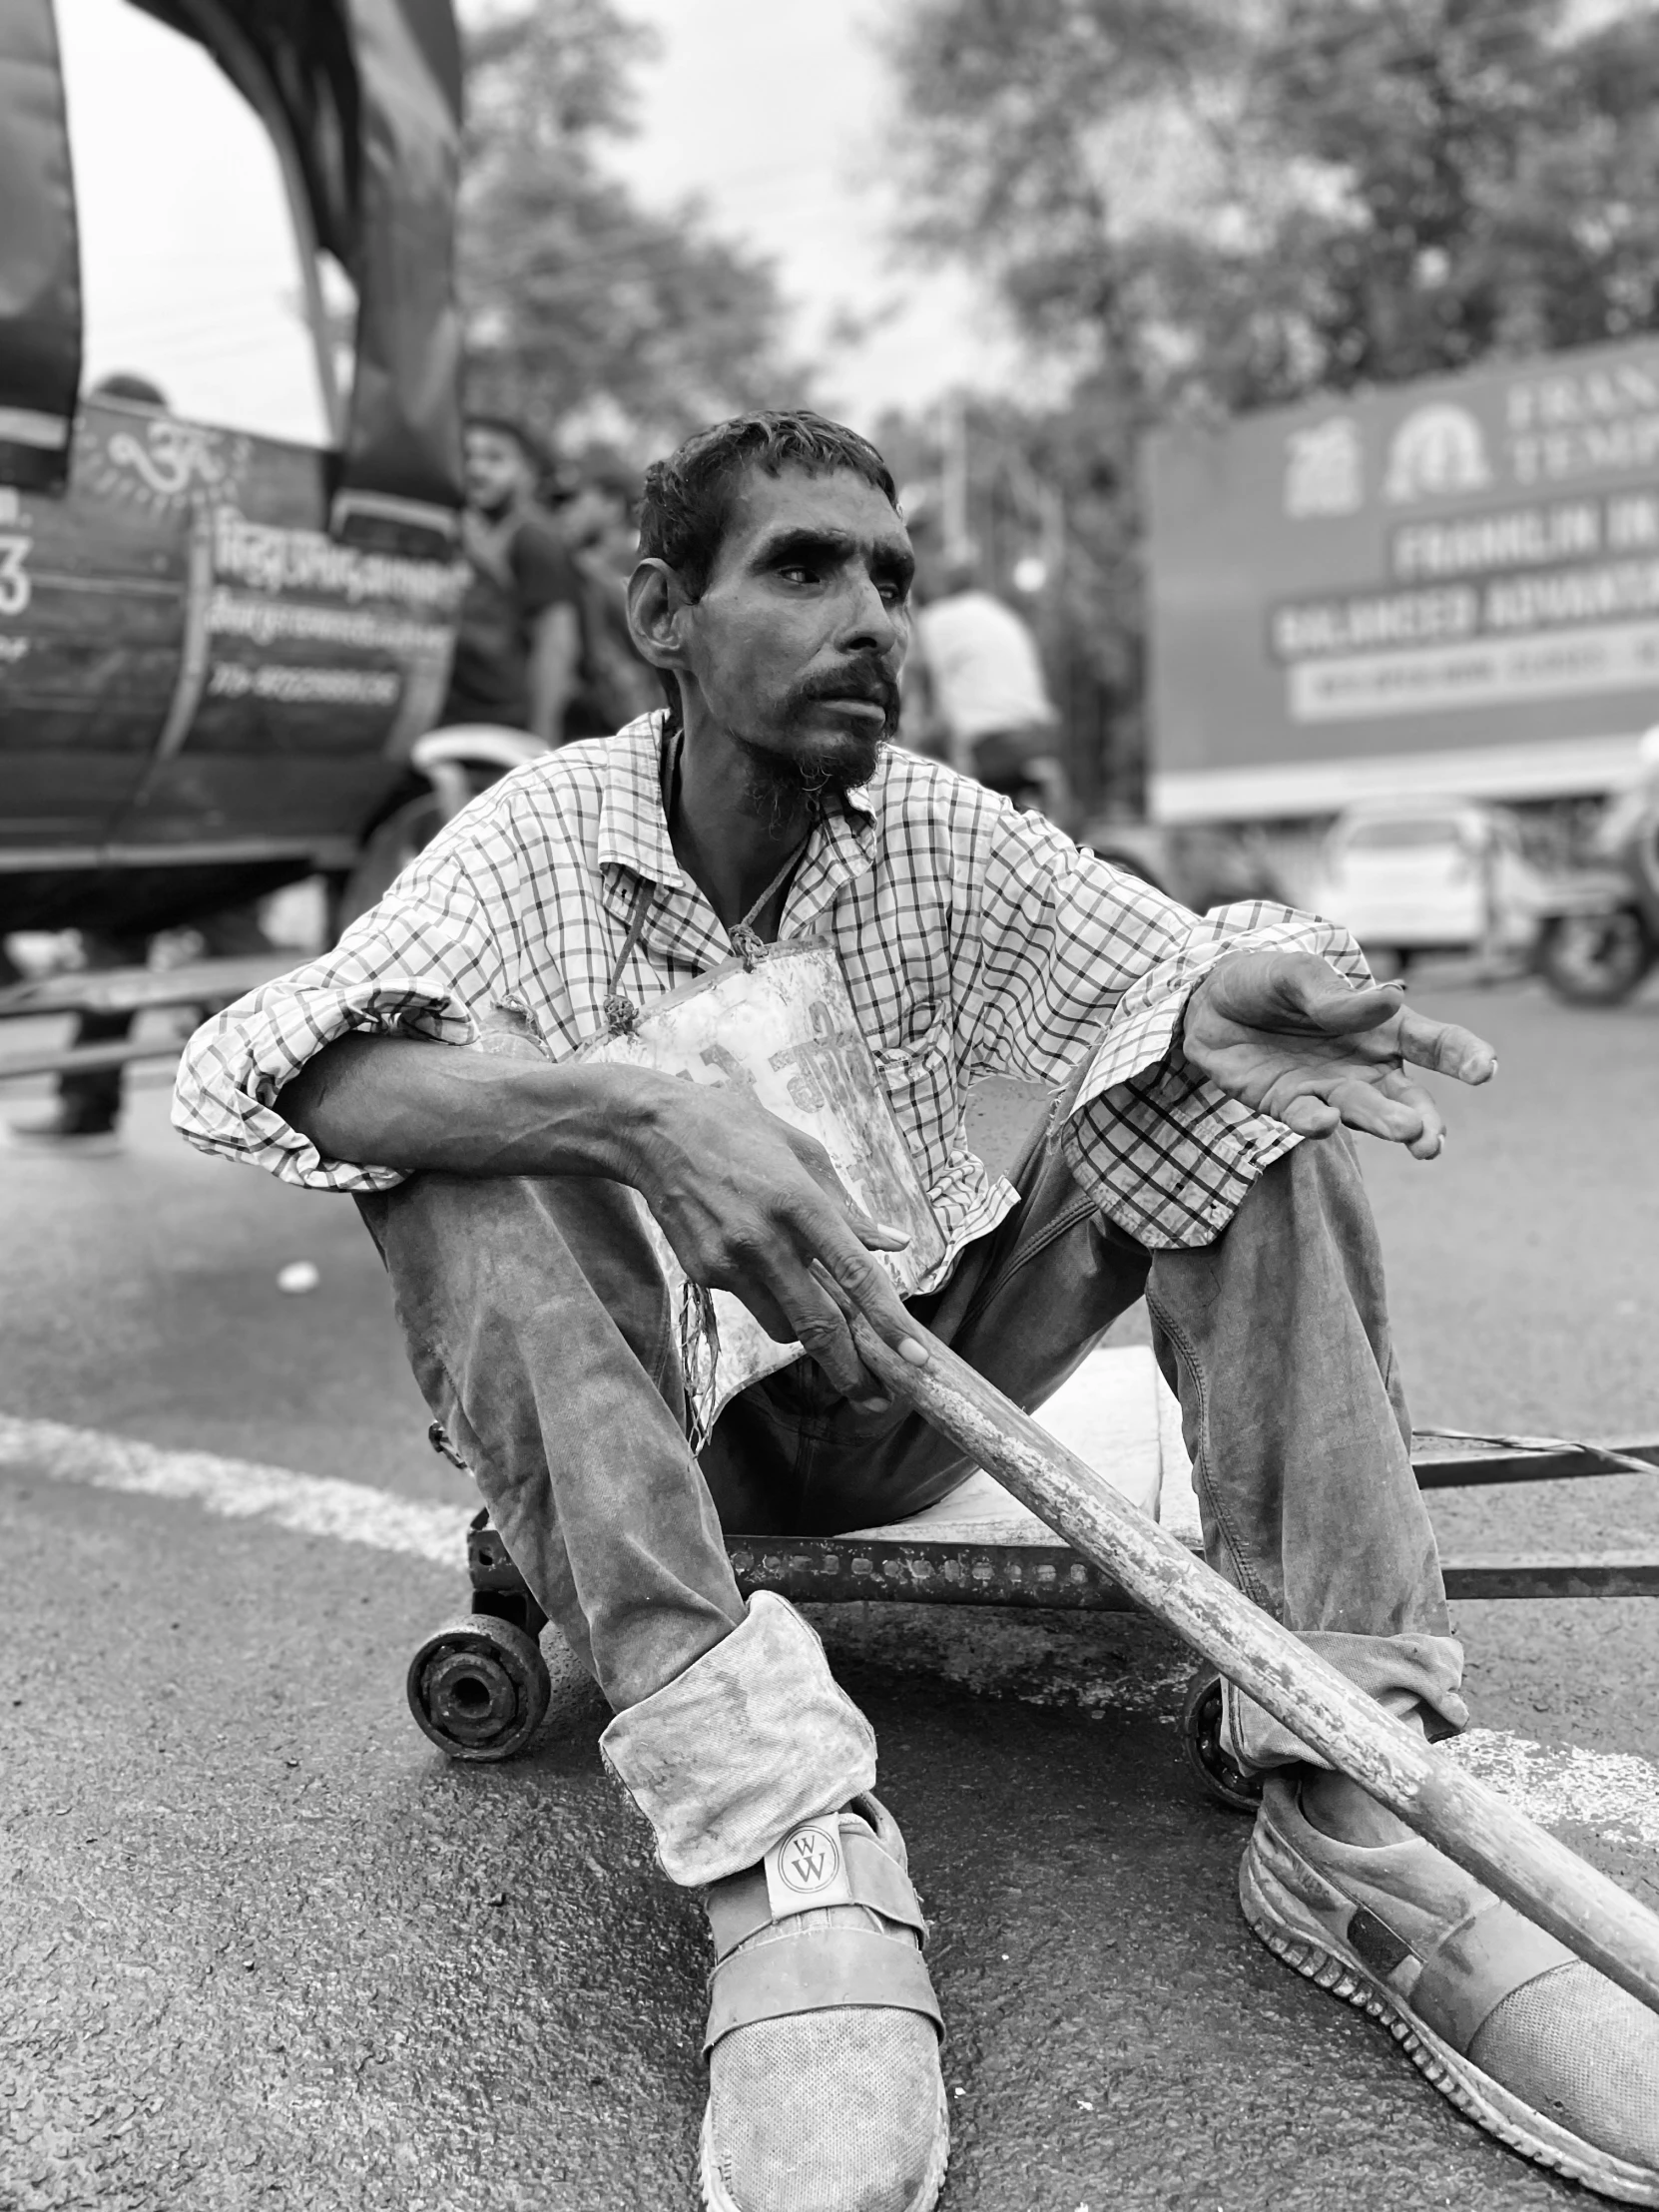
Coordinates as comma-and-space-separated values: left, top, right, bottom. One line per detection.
1, 1, 1657, 2206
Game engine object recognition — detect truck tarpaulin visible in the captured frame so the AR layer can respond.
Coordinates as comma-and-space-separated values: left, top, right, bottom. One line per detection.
1144, 336, 1659, 823
0, 0, 82, 490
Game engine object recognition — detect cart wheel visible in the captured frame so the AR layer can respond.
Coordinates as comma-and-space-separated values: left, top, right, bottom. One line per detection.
1182, 1668, 1263, 1814
406, 1613, 551, 1761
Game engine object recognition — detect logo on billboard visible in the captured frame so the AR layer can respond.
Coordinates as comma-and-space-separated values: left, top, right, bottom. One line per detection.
1284, 416, 1363, 517
1383, 403, 1491, 504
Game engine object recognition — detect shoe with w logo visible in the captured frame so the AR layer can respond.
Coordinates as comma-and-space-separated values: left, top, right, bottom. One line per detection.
699, 1794, 948, 2212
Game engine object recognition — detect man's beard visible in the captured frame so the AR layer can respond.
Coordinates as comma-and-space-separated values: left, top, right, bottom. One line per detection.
735, 665, 899, 833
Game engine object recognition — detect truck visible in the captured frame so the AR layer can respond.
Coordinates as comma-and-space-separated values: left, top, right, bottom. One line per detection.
1142, 334, 1659, 833
0, 0, 467, 945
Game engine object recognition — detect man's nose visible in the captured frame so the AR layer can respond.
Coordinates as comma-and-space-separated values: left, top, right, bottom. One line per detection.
838, 572, 901, 656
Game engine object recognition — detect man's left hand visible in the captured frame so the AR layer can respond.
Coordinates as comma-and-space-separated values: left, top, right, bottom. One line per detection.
1182, 949, 1497, 1159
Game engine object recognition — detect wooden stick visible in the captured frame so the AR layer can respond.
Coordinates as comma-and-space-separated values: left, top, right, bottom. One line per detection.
844, 1307, 1659, 2020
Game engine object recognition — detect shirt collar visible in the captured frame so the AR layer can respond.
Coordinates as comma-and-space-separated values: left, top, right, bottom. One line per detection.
595, 713, 686, 888
597, 713, 878, 878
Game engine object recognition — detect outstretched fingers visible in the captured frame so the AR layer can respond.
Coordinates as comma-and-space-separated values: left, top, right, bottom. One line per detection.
1393, 1006, 1498, 1085
1273, 1092, 1343, 1139
1291, 967, 1408, 1035
1284, 963, 1495, 1085
1339, 1071, 1444, 1155
1263, 1070, 1445, 1155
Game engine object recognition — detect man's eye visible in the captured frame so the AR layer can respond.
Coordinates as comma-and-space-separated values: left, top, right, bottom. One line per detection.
779, 565, 821, 586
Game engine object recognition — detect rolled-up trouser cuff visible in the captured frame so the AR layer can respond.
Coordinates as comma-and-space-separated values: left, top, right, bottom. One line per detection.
1223, 1629, 1467, 1771
599, 1591, 877, 1887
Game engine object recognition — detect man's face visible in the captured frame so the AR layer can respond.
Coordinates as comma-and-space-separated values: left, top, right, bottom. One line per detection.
678, 464, 912, 793
464, 427, 531, 517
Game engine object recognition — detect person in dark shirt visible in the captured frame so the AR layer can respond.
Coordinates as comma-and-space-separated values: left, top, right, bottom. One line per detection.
440, 416, 583, 744
556, 459, 663, 740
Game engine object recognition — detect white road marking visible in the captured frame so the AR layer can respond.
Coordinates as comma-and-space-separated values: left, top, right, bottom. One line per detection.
1443, 1729, 1659, 1853
2, 1411, 1656, 1854
0, 1412, 470, 1568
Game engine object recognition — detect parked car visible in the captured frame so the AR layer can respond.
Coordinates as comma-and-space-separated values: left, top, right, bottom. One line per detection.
1307, 800, 1546, 975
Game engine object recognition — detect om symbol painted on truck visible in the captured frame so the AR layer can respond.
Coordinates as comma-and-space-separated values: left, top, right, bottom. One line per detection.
77, 413, 253, 517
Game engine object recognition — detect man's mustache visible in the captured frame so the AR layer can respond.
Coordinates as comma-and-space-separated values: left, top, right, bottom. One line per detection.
791, 665, 901, 719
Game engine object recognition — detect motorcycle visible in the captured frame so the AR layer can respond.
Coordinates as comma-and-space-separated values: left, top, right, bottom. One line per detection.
1535, 782, 1659, 1006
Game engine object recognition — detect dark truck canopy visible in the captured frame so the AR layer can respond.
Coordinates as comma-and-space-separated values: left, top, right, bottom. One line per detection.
0, 0, 463, 536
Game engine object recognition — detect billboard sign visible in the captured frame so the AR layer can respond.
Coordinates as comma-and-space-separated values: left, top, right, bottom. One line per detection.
1144, 336, 1659, 821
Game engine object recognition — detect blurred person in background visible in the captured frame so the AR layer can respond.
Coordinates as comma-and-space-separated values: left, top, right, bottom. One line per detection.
906, 514, 1073, 826
555, 457, 664, 740
440, 416, 583, 747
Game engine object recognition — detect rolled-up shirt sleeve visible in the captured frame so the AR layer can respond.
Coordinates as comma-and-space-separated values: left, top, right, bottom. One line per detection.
1061, 898, 1374, 1248
957, 806, 1373, 1248
172, 842, 514, 1192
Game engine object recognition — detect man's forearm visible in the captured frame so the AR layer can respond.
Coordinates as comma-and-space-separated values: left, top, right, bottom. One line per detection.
276, 1032, 670, 1182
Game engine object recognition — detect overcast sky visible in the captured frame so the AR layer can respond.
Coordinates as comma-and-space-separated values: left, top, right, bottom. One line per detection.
58, 0, 1013, 444
611, 0, 1019, 432
60, 0, 331, 439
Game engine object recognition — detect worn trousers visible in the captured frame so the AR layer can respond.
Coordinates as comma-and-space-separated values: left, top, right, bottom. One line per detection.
358, 1113, 1465, 1885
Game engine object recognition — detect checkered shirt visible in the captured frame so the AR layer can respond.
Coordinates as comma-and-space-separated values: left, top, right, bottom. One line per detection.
173, 716, 1370, 1262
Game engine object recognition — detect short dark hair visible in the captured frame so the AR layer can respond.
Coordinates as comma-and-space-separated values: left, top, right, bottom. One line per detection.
91, 371, 168, 408
639, 409, 897, 600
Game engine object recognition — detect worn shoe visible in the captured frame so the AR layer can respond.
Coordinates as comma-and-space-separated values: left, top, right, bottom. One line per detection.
1242, 1774, 1659, 2204
700, 1794, 948, 2212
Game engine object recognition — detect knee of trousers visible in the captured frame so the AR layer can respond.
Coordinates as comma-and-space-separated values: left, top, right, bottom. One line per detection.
365, 1170, 670, 1311
1184, 1133, 1390, 1316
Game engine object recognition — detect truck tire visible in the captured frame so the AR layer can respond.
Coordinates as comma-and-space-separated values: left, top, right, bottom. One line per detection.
331, 788, 446, 936
1537, 908, 1655, 1005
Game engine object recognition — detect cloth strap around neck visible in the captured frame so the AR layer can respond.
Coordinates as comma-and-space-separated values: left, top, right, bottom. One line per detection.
601, 735, 816, 1034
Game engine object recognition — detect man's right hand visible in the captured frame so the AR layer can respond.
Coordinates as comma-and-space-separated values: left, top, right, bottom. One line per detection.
618, 1079, 931, 1408
277, 1034, 931, 1407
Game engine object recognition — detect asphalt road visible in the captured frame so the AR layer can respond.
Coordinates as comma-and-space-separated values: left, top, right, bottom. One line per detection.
1, 972, 1656, 2212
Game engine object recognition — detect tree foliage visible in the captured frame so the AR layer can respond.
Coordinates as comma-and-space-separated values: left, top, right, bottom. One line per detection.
890, 0, 1659, 411
458, 0, 802, 454
883, 0, 1659, 805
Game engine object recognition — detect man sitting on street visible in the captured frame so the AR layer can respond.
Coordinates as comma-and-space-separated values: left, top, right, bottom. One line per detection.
176, 410, 1658, 2212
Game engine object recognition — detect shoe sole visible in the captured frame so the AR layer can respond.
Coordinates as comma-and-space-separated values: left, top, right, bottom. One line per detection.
698, 2077, 950, 2212
1241, 1845, 1659, 2206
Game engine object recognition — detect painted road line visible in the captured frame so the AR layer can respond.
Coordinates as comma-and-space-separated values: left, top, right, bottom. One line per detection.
2, 1411, 1657, 1852
0, 1412, 470, 1568
1443, 1730, 1659, 1853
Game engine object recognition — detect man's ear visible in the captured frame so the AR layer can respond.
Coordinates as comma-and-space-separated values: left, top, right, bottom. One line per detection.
627, 558, 693, 673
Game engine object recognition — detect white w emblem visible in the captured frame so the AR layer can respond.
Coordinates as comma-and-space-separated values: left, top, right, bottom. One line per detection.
777, 1823, 841, 1895
791, 1834, 829, 1885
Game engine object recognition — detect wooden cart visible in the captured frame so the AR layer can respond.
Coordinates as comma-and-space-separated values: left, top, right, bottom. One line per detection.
404, 1342, 1659, 1803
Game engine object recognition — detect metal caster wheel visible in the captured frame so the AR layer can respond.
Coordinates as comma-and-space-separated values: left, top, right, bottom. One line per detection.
1182, 1667, 1264, 1814
406, 1612, 551, 1761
